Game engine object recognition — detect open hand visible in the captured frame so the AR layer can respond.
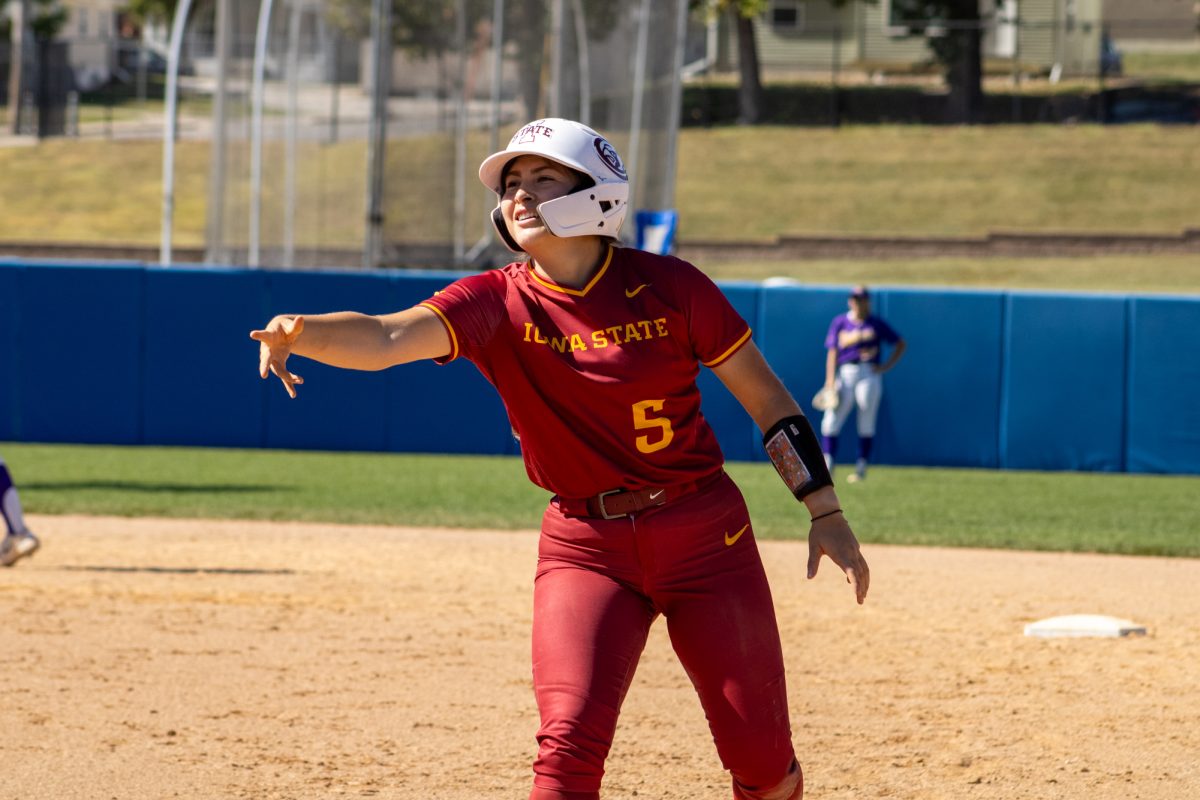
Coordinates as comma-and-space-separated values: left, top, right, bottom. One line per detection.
249, 316, 306, 398
807, 513, 870, 604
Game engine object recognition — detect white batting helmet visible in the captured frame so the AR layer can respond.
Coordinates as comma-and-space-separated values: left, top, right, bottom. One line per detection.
478, 118, 629, 252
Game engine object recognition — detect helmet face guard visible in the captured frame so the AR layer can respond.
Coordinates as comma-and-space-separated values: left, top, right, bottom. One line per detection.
479, 118, 630, 253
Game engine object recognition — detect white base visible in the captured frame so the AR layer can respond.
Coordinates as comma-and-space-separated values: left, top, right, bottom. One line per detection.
1024, 614, 1147, 639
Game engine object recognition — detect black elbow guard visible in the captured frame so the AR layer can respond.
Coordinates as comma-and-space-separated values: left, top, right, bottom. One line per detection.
763, 414, 834, 500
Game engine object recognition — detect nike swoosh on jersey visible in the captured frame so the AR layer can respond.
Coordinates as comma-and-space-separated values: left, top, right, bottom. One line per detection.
724, 523, 750, 546
625, 283, 651, 298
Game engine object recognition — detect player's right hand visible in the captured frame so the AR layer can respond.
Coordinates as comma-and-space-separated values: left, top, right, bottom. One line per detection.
250, 315, 306, 398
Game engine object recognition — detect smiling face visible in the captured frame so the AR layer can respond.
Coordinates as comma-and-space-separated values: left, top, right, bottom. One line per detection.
499, 155, 584, 250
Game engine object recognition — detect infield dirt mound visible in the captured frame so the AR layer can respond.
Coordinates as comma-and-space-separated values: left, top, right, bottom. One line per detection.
2, 515, 1197, 799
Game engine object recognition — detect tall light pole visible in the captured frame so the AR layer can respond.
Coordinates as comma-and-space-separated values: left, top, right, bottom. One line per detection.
364, 0, 393, 268
161, 0, 197, 266
204, 0, 232, 263
7, 0, 31, 134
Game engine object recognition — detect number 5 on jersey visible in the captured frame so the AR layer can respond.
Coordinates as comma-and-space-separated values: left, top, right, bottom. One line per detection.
633, 399, 674, 454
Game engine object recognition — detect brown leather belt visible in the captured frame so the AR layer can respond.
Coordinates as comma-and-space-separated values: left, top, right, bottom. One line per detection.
557, 469, 725, 520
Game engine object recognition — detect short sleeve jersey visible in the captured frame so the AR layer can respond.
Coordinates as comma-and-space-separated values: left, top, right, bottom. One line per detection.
420, 245, 751, 499
825, 313, 900, 366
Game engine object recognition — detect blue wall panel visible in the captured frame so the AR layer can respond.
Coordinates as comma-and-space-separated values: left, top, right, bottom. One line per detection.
3, 260, 1198, 476
697, 282, 762, 463
1127, 297, 1200, 474
1001, 294, 1127, 471
383, 272, 517, 455
865, 288, 1005, 469
760, 286, 1004, 470
757, 283, 851, 461
19, 265, 144, 444
143, 268, 270, 447
260, 270, 399, 451
758, 283, 850, 417
0, 266, 19, 440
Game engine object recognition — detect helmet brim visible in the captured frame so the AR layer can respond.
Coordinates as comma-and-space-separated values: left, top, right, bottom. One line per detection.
478, 149, 593, 196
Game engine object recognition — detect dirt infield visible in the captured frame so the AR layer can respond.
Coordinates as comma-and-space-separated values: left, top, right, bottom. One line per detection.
2, 515, 1197, 800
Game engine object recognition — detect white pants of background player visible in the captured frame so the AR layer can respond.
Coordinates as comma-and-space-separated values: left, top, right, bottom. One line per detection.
820, 363, 883, 471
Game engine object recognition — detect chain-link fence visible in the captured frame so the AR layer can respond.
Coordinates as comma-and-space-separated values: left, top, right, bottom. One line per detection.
684, 9, 1199, 126
1, 3, 1196, 267
3, 0, 690, 269
174, 0, 689, 269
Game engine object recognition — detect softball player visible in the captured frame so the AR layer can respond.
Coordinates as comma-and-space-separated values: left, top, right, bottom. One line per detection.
252, 118, 869, 800
0, 455, 40, 567
820, 286, 906, 482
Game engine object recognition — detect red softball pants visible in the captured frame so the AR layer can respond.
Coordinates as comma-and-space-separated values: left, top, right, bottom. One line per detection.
528, 472, 802, 800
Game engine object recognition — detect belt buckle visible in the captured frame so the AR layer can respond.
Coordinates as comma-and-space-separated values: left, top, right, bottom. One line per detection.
596, 489, 626, 520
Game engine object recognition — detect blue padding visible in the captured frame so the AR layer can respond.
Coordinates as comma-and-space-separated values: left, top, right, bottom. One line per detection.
698, 282, 761, 463
384, 271, 517, 455
143, 267, 270, 447
1127, 296, 1200, 474
0, 266, 19, 439
3, 259, 1197, 476
758, 284, 852, 457
262, 270, 400, 451
881, 289, 1005, 468
634, 209, 679, 255
20, 265, 145, 443
762, 285, 1003, 469
1002, 293, 1127, 471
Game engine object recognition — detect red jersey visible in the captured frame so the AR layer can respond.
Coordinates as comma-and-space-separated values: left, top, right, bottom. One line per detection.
420, 245, 751, 498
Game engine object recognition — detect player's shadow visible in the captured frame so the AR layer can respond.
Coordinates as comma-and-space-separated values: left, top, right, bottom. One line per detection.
56, 565, 297, 575
23, 480, 292, 493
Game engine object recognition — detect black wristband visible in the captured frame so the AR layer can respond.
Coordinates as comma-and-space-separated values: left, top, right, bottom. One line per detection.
763, 414, 834, 500
810, 508, 843, 523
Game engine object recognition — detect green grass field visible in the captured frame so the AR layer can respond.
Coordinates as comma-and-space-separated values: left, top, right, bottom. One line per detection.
675, 125, 1199, 241
2, 124, 1197, 246
3, 124, 1196, 549
4, 443, 1197, 558
1121, 50, 1200, 84
700, 253, 1200, 294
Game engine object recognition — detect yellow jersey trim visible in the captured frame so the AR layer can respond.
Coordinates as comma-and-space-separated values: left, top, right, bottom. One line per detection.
703, 328, 753, 368
528, 245, 614, 298
419, 301, 459, 361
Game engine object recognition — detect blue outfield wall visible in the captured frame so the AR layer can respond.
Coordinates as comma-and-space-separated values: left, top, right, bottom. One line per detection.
1, 259, 1198, 475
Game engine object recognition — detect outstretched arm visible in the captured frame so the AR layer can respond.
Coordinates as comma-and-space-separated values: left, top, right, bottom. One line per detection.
250, 306, 452, 398
712, 341, 870, 604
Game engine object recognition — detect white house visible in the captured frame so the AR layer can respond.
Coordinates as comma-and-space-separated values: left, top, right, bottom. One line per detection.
715, 0, 1108, 78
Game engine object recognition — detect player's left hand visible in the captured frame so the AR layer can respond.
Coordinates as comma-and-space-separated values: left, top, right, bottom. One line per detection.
807, 514, 870, 604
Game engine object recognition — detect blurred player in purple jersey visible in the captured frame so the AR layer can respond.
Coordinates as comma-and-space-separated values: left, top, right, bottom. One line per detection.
0, 455, 40, 567
253, 118, 870, 800
821, 286, 907, 482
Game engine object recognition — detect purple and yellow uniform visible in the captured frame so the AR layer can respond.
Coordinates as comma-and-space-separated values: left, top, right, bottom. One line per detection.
422, 245, 800, 800
825, 314, 900, 367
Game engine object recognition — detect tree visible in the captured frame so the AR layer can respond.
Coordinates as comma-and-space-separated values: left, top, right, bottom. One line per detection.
325, 0, 621, 121
690, 0, 767, 124
1, 0, 68, 40
889, 0, 984, 123
692, 1, 983, 125
5, 0, 68, 134
121, 0, 178, 25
